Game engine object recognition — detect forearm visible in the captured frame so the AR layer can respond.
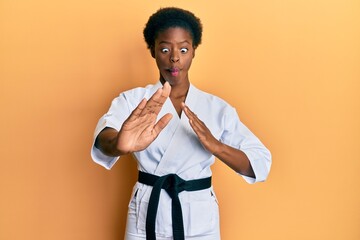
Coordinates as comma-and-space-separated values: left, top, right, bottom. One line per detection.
212, 142, 255, 178
94, 127, 124, 157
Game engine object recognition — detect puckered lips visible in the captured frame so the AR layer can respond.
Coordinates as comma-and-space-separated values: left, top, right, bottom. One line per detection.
167, 67, 180, 77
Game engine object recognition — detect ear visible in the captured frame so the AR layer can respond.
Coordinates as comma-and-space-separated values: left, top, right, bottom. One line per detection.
192, 48, 196, 58
150, 46, 155, 58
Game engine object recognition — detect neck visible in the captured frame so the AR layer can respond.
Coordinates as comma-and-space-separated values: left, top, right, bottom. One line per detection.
160, 79, 190, 100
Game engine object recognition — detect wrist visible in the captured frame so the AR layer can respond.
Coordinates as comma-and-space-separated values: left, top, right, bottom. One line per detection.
113, 137, 130, 156
211, 140, 225, 157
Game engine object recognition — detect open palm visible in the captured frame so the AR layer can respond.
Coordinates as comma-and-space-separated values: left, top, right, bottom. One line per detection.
116, 82, 173, 154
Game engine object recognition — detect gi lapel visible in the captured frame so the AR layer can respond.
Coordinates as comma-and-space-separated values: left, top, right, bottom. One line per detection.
153, 84, 199, 176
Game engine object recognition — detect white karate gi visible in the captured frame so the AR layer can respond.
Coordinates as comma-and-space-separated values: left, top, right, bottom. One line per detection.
91, 81, 272, 239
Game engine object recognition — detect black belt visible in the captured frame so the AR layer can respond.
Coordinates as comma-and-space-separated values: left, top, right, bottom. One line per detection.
138, 171, 212, 240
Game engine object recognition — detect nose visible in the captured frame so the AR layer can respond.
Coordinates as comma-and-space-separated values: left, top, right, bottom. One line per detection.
170, 53, 179, 63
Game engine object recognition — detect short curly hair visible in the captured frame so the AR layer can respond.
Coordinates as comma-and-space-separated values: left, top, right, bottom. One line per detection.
143, 7, 203, 49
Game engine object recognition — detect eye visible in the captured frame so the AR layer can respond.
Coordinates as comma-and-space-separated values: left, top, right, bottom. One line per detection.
161, 48, 170, 53
180, 48, 188, 53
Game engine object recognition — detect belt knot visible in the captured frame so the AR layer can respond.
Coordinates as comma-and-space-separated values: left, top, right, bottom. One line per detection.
138, 171, 211, 240
161, 174, 186, 198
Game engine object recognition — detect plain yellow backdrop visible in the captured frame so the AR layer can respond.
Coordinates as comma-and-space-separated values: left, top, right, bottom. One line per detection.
1, 0, 359, 239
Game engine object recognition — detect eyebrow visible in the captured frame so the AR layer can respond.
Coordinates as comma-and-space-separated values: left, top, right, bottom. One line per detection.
158, 40, 191, 45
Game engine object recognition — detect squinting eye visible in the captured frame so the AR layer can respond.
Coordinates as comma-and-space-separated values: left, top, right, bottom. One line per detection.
180, 48, 188, 53
161, 48, 169, 53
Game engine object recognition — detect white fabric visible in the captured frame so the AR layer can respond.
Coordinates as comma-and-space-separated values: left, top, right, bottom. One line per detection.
91, 81, 272, 238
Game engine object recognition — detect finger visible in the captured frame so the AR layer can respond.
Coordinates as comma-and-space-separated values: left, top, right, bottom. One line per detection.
181, 102, 191, 118
162, 81, 171, 97
189, 117, 203, 134
127, 98, 147, 120
181, 104, 201, 130
152, 82, 171, 104
151, 82, 171, 104
182, 103, 198, 121
141, 83, 171, 116
153, 113, 173, 134
183, 105, 209, 136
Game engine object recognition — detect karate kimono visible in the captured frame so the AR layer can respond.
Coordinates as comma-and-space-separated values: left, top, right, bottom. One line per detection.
91, 81, 272, 239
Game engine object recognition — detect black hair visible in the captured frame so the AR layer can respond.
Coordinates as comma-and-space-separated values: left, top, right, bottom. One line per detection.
143, 7, 203, 49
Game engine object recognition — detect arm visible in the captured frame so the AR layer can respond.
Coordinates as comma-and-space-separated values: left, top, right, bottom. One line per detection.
182, 103, 255, 177
95, 127, 123, 156
95, 82, 173, 157
212, 142, 255, 178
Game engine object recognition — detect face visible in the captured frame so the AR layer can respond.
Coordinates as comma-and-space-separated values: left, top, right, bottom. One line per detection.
152, 27, 195, 87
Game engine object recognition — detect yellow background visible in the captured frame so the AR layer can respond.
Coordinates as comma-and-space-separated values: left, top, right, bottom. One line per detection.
1, 0, 359, 239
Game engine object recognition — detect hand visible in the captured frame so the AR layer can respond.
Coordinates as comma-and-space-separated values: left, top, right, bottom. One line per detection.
116, 82, 173, 154
182, 103, 255, 176
182, 103, 221, 154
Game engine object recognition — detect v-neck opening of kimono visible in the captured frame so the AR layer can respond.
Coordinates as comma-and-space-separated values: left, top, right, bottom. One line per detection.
154, 81, 198, 121
150, 82, 199, 176
172, 84, 198, 120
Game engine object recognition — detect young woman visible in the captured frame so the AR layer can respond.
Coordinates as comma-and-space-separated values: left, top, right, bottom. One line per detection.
91, 7, 271, 240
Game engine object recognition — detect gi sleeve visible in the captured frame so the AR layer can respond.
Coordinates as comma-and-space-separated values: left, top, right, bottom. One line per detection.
90, 93, 131, 169
220, 107, 272, 184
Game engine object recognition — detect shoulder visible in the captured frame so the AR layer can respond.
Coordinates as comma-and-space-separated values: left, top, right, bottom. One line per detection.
190, 84, 239, 134
191, 84, 234, 112
117, 82, 161, 104
108, 82, 160, 111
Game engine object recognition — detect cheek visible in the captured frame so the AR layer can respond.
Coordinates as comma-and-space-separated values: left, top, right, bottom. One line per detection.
183, 57, 193, 69
155, 58, 164, 70
155, 55, 167, 67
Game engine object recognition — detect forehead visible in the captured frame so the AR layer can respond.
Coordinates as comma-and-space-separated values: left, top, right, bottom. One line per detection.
155, 27, 193, 44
